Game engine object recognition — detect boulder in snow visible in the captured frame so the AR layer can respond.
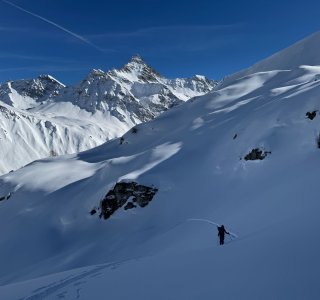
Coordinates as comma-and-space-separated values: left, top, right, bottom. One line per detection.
99, 182, 158, 219
244, 148, 271, 161
306, 111, 317, 120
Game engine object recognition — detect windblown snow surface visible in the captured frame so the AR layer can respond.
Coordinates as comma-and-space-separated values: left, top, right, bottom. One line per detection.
1, 32, 320, 299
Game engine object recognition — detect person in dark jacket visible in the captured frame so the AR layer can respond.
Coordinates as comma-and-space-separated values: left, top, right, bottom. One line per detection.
217, 225, 229, 245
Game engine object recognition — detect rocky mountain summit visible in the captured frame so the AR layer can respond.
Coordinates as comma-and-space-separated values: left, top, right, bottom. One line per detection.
54, 55, 217, 122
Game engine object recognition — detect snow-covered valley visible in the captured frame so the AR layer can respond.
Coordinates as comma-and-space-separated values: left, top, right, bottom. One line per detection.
1, 32, 320, 299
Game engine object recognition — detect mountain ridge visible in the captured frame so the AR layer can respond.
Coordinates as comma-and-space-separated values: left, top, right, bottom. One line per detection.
0, 55, 217, 174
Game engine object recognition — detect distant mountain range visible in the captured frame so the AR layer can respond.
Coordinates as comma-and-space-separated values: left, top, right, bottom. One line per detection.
0, 55, 217, 174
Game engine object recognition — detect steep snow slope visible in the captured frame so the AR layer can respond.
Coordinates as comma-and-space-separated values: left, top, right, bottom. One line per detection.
0, 56, 216, 175
223, 31, 320, 85
1, 33, 320, 299
0, 101, 131, 174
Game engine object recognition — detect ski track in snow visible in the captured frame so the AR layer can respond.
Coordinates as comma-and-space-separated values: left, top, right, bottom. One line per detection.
18, 262, 121, 300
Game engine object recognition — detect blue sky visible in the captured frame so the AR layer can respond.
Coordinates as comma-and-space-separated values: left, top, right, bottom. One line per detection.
0, 0, 320, 84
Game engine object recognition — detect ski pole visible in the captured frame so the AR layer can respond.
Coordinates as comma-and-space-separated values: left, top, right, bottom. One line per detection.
188, 218, 238, 238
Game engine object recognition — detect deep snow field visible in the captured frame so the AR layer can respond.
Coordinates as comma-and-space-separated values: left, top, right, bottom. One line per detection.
1, 32, 320, 299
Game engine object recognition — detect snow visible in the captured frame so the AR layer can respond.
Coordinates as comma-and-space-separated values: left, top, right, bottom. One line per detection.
0, 101, 129, 175
1, 32, 320, 299
3, 82, 39, 109
118, 142, 182, 181
3, 156, 103, 193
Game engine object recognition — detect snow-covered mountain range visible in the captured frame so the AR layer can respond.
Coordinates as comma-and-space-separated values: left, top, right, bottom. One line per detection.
2, 32, 320, 299
0, 55, 217, 175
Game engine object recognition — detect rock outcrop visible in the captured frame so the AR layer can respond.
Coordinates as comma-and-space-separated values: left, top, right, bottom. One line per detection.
244, 148, 271, 161
306, 111, 317, 120
99, 182, 158, 219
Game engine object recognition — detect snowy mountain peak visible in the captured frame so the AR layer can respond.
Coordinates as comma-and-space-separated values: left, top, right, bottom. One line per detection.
0, 74, 65, 109
37, 74, 65, 87
115, 54, 161, 83
129, 54, 145, 63
84, 69, 108, 82
193, 74, 206, 80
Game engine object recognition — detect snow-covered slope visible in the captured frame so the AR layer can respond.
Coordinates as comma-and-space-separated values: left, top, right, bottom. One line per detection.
0, 56, 216, 175
223, 31, 320, 85
2, 33, 320, 299
0, 101, 131, 174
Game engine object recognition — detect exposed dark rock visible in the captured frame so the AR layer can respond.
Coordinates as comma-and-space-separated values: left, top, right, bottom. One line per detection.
124, 202, 136, 210
244, 148, 271, 161
119, 137, 124, 144
233, 134, 238, 140
99, 182, 158, 219
0, 192, 12, 202
50, 150, 58, 157
131, 127, 138, 134
306, 111, 317, 120
90, 209, 97, 215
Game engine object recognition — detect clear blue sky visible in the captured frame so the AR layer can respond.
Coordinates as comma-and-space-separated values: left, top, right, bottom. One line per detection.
0, 0, 319, 85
